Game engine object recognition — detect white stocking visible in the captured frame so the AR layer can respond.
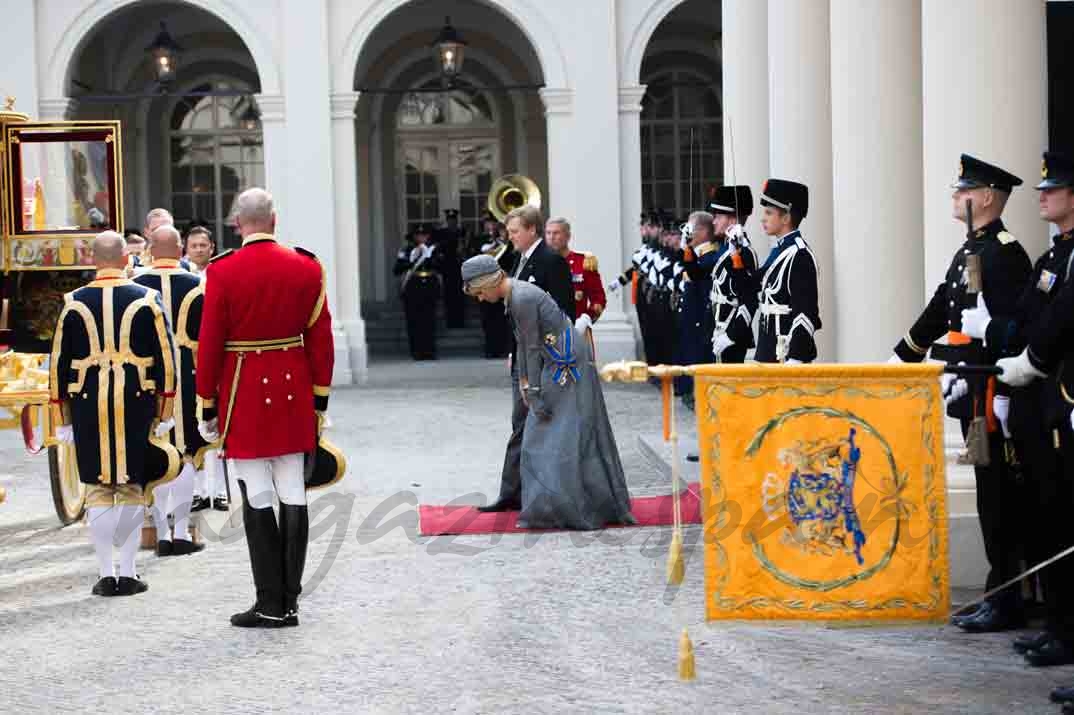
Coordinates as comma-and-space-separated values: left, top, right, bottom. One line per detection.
115, 504, 144, 578
171, 462, 196, 540
87, 506, 117, 578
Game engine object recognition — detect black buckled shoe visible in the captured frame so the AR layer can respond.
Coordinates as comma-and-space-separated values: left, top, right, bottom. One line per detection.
213, 496, 230, 512
1013, 631, 1051, 654
91, 576, 117, 596
115, 576, 148, 596
156, 539, 174, 557
171, 538, 205, 556
1025, 638, 1074, 667
190, 496, 211, 512
230, 603, 287, 628
475, 498, 521, 513
1051, 685, 1074, 704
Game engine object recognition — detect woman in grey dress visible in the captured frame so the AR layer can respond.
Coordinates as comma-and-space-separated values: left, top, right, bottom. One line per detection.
462, 255, 635, 530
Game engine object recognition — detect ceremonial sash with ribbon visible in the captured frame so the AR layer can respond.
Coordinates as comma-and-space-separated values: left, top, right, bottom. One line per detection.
544, 325, 582, 385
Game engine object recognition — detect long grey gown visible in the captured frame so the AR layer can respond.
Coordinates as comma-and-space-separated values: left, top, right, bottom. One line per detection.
507, 279, 634, 530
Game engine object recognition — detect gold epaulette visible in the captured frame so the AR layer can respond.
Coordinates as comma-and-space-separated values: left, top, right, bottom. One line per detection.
209, 249, 235, 264
582, 251, 598, 272
997, 231, 1016, 245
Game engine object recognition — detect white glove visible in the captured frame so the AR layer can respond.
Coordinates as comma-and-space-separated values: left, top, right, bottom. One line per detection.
606, 280, 621, 294
575, 314, 592, 334
712, 332, 734, 358
56, 425, 74, 444
887, 354, 903, 364
992, 395, 1011, 438
996, 349, 1047, 387
409, 246, 423, 263
726, 223, 745, 242
960, 294, 992, 341
940, 362, 965, 397
198, 418, 220, 442
786, 358, 803, 365
944, 378, 968, 407
154, 419, 175, 438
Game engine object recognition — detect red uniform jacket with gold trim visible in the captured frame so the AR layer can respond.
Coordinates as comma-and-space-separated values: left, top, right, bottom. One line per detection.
195, 234, 334, 459
566, 250, 606, 322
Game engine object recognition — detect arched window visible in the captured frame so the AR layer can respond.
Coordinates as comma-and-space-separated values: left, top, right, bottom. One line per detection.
641, 69, 721, 218
169, 81, 264, 248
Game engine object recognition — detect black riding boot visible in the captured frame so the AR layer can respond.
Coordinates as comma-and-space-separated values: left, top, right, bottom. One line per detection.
279, 503, 309, 627
231, 482, 286, 628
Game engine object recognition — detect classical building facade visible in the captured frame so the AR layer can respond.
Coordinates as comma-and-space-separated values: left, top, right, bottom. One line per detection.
2, 0, 1070, 382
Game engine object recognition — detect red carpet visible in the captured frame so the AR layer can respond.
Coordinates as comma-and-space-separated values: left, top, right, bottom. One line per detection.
418, 483, 702, 536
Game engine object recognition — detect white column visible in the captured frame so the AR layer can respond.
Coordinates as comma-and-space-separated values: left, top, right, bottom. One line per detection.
331, 91, 368, 383
37, 98, 78, 121
721, 0, 770, 251
922, 0, 1049, 296
539, 88, 576, 222
830, 0, 923, 362
0, 1, 38, 118
768, 0, 835, 361
618, 84, 646, 347
254, 92, 288, 216
279, 0, 352, 384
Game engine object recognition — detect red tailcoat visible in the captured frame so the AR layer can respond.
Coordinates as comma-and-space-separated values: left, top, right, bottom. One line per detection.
566, 250, 607, 321
196, 234, 334, 459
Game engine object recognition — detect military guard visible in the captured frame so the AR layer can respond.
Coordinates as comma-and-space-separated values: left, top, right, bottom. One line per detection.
134, 225, 210, 556
709, 186, 759, 363
738, 179, 822, 364
675, 211, 722, 407
196, 188, 334, 628
544, 217, 607, 324
50, 231, 177, 597
434, 208, 467, 328
891, 155, 1033, 632
393, 224, 442, 361
476, 213, 512, 358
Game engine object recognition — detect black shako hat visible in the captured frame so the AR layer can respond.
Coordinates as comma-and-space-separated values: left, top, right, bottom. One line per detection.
1037, 151, 1074, 190
710, 185, 754, 217
952, 154, 1023, 192
760, 179, 808, 217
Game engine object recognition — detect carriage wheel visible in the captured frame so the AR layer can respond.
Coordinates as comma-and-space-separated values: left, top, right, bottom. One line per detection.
49, 443, 85, 525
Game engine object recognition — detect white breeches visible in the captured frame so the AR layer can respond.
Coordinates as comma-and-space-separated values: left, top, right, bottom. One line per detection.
229, 454, 306, 509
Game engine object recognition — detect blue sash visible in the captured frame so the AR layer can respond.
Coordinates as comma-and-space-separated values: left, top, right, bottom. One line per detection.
544, 325, 582, 385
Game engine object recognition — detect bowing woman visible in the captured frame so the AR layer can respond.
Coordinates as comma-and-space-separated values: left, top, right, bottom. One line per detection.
461, 254, 635, 530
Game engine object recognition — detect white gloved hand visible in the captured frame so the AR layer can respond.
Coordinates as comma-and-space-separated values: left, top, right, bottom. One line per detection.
422, 243, 434, 259
944, 378, 968, 407
606, 280, 621, 294
154, 419, 175, 438
996, 349, 1047, 387
726, 223, 745, 242
575, 313, 593, 334
960, 294, 992, 340
940, 362, 965, 397
992, 395, 1011, 438
785, 358, 803, 365
887, 354, 903, 364
198, 418, 220, 442
712, 332, 734, 358
56, 424, 74, 444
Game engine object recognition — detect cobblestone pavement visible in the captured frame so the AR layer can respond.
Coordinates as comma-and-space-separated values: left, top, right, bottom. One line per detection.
1, 357, 1072, 714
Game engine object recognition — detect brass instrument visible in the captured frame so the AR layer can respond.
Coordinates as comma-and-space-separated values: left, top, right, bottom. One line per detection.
486, 174, 542, 223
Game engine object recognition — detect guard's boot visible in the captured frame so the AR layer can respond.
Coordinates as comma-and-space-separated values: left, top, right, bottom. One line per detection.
231, 483, 286, 628
279, 503, 309, 627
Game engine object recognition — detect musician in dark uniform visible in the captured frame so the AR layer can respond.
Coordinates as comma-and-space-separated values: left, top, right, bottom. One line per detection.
891, 154, 1033, 632
475, 213, 512, 358
982, 153, 1074, 670
50, 231, 177, 597
675, 211, 722, 407
134, 224, 210, 557
740, 179, 822, 364
647, 219, 680, 370
709, 186, 759, 363
477, 204, 574, 513
434, 209, 467, 328
394, 224, 442, 361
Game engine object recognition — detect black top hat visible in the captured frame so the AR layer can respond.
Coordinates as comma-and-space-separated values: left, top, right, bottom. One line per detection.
760, 179, 809, 217
710, 185, 754, 217
1037, 151, 1074, 190
952, 154, 1023, 192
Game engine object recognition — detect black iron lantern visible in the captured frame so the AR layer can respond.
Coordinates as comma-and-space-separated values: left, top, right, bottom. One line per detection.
239, 98, 260, 131
146, 21, 182, 84
431, 17, 467, 85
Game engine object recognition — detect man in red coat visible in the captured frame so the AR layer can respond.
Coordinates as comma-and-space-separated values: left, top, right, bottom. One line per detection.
196, 188, 334, 628
544, 217, 607, 323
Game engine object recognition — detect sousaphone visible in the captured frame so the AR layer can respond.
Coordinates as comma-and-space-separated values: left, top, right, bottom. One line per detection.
486, 174, 542, 223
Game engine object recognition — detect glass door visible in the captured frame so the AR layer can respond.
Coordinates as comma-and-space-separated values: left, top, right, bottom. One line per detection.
399, 138, 499, 238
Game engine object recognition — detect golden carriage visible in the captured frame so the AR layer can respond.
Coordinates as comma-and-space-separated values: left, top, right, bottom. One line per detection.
0, 98, 125, 524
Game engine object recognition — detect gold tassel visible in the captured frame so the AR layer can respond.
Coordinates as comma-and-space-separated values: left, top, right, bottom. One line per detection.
667, 530, 685, 585
678, 628, 696, 681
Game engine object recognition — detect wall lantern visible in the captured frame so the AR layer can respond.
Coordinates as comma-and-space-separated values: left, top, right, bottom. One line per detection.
146, 21, 183, 84
431, 17, 467, 85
